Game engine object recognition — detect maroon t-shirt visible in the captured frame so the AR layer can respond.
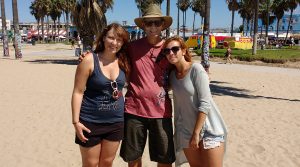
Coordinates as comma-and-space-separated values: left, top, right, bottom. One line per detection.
125, 37, 172, 118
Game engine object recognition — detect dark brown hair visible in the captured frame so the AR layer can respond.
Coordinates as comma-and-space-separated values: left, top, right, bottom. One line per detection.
163, 36, 192, 62
93, 23, 131, 80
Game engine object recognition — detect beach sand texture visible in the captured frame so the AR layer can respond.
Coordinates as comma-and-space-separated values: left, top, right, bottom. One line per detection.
0, 44, 299, 167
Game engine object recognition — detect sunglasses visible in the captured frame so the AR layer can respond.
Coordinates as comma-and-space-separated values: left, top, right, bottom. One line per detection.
163, 46, 181, 55
144, 20, 163, 27
111, 81, 120, 100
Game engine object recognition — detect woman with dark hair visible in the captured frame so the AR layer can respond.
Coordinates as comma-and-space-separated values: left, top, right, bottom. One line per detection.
71, 23, 130, 167
162, 36, 228, 167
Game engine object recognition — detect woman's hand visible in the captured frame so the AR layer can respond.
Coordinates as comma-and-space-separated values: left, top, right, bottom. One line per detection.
189, 133, 201, 149
73, 122, 91, 143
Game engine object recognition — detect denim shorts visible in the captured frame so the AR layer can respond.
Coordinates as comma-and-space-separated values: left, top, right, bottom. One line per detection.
202, 132, 225, 150
120, 113, 175, 164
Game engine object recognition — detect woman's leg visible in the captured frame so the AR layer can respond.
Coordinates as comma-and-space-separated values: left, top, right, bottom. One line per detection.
184, 141, 225, 167
183, 147, 205, 167
202, 142, 225, 167
79, 143, 101, 167
98, 139, 120, 167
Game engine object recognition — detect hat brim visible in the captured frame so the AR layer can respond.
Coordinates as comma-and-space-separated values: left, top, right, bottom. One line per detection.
134, 16, 173, 30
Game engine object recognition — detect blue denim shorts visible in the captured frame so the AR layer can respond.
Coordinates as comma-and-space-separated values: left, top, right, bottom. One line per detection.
202, 132, 225, 149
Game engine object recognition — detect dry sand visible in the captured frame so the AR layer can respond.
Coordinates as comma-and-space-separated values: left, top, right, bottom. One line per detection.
0, 43, 299, 167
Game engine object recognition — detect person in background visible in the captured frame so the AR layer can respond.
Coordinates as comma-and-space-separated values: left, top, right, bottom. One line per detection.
162, 36, 228, 167
71, 23, 130, 167
225, 46, 232, 64
71, 38, 75, 49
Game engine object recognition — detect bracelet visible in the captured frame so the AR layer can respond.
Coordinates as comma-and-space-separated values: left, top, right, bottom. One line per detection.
72, 121, 79, 125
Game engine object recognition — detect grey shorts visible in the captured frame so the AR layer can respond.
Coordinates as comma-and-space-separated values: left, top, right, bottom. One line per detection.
120, 113, 175, 164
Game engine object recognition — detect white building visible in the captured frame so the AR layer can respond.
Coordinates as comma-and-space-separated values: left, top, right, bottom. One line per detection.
0, 18, 11, 30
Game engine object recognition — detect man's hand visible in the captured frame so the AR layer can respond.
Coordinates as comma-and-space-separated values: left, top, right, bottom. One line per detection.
78, 51, 90, 63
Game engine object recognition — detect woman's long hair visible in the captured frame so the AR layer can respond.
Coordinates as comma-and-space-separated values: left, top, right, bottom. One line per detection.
93, 23, 131, 81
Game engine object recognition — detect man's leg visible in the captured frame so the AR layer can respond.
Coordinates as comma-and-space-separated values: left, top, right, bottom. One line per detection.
128, 158, 142, 167
120, 114, 148, 165
148, 118, 175, 166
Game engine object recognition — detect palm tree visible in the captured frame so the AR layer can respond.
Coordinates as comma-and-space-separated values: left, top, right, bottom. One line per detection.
259, 0, 276, 43
71, 0, 113, 51
62, 0, 76, 42
284, 0, 298, 43
12, 0, 22, 59
135, 0, 164, 16
271, 0, 286, 38
34, 0, 51, 43
226, 0, 240, 37
1, 0, 9, 57
50, 0, 63, 42
190, 0, 205, 34
238, 0, 252, 36
178, 0, 190, 39
201, 0, 210, 72
30, 1, 41, 43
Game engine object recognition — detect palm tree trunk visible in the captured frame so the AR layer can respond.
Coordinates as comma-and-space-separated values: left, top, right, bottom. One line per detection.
41, 17, 45, 42
37, 19, 40, 43
246, 19, 249, 36
192, 12, 196, 34
52, 20, 54, 41
182, 10, 185, 39
1, 0, 9, 57
58, 16, 61, 42
177, 0, 180, 35
166, 0, 170, 37
284, 9, 293, 44
242, 18, 245, 36
231, 9, 234, 36
252, 0, 259, 55
12, 0, 22, 59
276, 19, 279, 38
66, 11, 70, 42
201, 0, 210, 72
47, 16, 50, 42
265, 0, 269, 45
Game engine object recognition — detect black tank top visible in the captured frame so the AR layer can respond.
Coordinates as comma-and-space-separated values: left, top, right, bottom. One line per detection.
80, 53, 126, 123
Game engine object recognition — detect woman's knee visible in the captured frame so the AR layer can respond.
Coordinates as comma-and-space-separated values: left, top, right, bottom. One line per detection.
82, 159, 99, 167
99, 158, 114, 167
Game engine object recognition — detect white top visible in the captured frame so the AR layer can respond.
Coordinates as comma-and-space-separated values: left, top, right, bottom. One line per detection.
170, 63, 228, 166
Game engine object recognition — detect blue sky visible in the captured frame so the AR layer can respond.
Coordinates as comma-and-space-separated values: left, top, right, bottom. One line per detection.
3, 0, 300, 29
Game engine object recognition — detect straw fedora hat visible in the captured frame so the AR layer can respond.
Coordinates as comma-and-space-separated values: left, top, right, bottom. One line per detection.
134, 4, 172, 30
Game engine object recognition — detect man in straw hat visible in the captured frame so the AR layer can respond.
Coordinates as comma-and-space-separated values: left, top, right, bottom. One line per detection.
119, 3, 175, 167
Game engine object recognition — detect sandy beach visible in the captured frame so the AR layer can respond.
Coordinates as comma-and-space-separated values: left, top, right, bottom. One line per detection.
0, 43, 299, 167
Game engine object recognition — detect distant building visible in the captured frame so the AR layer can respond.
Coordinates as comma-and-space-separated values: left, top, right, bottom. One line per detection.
257, 14, 300, 34
0, 18, 11, 30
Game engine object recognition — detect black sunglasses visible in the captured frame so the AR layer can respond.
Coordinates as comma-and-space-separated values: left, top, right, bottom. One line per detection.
144, 20, 163, 27
163, 46, 181, 55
